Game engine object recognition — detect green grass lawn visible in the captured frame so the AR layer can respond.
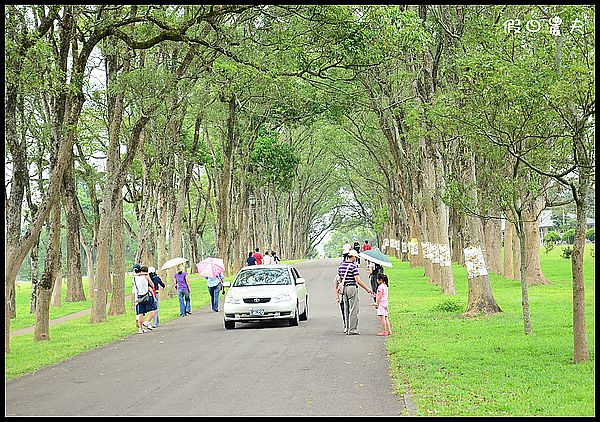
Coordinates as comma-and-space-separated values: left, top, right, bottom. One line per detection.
385, 244, 595, 416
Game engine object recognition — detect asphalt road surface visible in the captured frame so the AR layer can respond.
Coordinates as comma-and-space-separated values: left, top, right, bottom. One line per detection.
6, 259, 406, 416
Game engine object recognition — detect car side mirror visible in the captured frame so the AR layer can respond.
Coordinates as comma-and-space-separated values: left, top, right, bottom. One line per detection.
223, 281, 231, 287
296, 278, 305, 285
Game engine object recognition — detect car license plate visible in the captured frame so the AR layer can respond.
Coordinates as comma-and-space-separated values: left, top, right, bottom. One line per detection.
249, 307, 264, 316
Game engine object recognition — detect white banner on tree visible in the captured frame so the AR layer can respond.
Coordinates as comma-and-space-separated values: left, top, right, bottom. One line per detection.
463, 246, 488, 278
430, 243, 440, 263
409, 238, 419, 255
401, 241, 408, 253
439, 244, 452, 267
422, 242, 431, 259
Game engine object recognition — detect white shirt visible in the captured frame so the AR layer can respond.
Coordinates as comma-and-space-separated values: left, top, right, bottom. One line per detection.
132, 274, 149, 295
263, 255, 274, 265
342, 243, 352, 254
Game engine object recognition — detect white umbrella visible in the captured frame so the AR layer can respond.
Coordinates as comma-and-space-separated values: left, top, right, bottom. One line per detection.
160, 257, 188, 271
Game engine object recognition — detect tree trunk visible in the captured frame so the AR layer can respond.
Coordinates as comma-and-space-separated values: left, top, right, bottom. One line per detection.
514, 215, 532, 335
63, 153, 85, 302
29, 238, 40, 314
217, 95, 236, 272
571, 127, 590, 363
483, 217, 503, 275
108, 196, 126, 316
572, 195, 589, 362
34, 205, 61, 341
463, 153, 501, 317
80, 233, 94, 299
50, 262, 62, 307
523, 198, 549, 285
503, 217, 514, 279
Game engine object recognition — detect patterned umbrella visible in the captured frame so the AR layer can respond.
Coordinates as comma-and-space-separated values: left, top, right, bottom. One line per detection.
196, 257, 225, 278
359, 248, 393, 267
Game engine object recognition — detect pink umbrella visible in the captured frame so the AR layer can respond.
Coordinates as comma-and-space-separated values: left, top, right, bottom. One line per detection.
196, 257, 225, 278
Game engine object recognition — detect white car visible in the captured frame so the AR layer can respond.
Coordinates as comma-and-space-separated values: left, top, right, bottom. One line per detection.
223, 264, 308, 330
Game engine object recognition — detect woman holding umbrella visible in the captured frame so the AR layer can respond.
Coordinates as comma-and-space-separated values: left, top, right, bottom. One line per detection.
197, 257, 226, 312
206, 271, 224, 312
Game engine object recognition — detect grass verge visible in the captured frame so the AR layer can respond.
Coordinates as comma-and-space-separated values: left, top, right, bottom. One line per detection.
385, 245, 595, 416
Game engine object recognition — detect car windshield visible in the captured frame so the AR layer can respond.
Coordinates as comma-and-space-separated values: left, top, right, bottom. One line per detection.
233, 268, 291, 287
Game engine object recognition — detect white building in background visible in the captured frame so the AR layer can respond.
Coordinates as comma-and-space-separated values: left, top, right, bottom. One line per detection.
501, 210, 595, 244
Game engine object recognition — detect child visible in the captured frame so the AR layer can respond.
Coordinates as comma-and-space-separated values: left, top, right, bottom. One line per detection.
374, 273, 392, 336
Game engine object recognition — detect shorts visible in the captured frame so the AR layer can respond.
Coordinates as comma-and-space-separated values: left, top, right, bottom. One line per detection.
376, 305, 389, 317
136, 296, 157, 315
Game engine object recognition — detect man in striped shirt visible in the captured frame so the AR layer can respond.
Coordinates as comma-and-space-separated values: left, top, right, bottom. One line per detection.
336, 249, 374, 335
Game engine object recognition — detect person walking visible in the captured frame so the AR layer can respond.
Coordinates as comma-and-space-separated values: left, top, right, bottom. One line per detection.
252, 248, 263, 265
374, 273, 392, 336
362, 240, 372, 268
206, 270, 224, 312
132, 265, 158, 333
271, 251, 281, 264
353, 241, 362, 266
369, 262, 384, 302
246, 252, 257, 266
263, 250, 273, 265
337, 249, 373, 335
148, 266, 164, 328
342, 240, 351, 261
174, 264, 192, 317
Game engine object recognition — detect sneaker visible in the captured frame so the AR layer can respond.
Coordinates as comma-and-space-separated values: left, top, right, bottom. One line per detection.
152, 325, 158, 329
138, 328, 147, 334
142, 323, 153, 330
185, 311, 192, 315
347, 331, 360, 336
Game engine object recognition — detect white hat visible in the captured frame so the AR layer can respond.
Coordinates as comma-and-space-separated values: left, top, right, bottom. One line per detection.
148, 266, 156, 273
348, 250, 359, 257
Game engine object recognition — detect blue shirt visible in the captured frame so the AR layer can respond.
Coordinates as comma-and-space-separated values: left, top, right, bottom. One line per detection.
338, 261, 359, 286
206, 273, 223, 288
246, 256, 257, 266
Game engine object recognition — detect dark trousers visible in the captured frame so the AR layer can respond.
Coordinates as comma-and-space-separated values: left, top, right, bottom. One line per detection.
370, 275, 378, 302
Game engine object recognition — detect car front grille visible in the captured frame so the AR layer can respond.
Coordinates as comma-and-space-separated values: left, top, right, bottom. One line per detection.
242, 297, 271, 304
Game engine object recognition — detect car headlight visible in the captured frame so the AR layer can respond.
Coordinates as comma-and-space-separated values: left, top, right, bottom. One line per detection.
225, 296, 241, 304
273, 293, 292, 303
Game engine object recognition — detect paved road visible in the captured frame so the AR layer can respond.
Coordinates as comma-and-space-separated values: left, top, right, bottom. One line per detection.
6, 259, 406, 416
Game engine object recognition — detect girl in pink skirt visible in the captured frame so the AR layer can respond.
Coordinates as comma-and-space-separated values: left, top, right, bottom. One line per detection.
375, 274, 392, 336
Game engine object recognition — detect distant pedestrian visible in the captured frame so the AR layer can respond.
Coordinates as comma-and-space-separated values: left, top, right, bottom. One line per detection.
148, 266, 165, 328
252, 248, 263, 265
342, 240, 351, 261
206, 269, 224, 312
174, 264, 191, 317
271, 251, 281, 264
353, 241, 361, 265
132, 265, 157, 334
374, 273, 392, 336
337, 249, 373, 335
362, 240, 372, 252
246, 252, 257, 266
263, 250, 274, 265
